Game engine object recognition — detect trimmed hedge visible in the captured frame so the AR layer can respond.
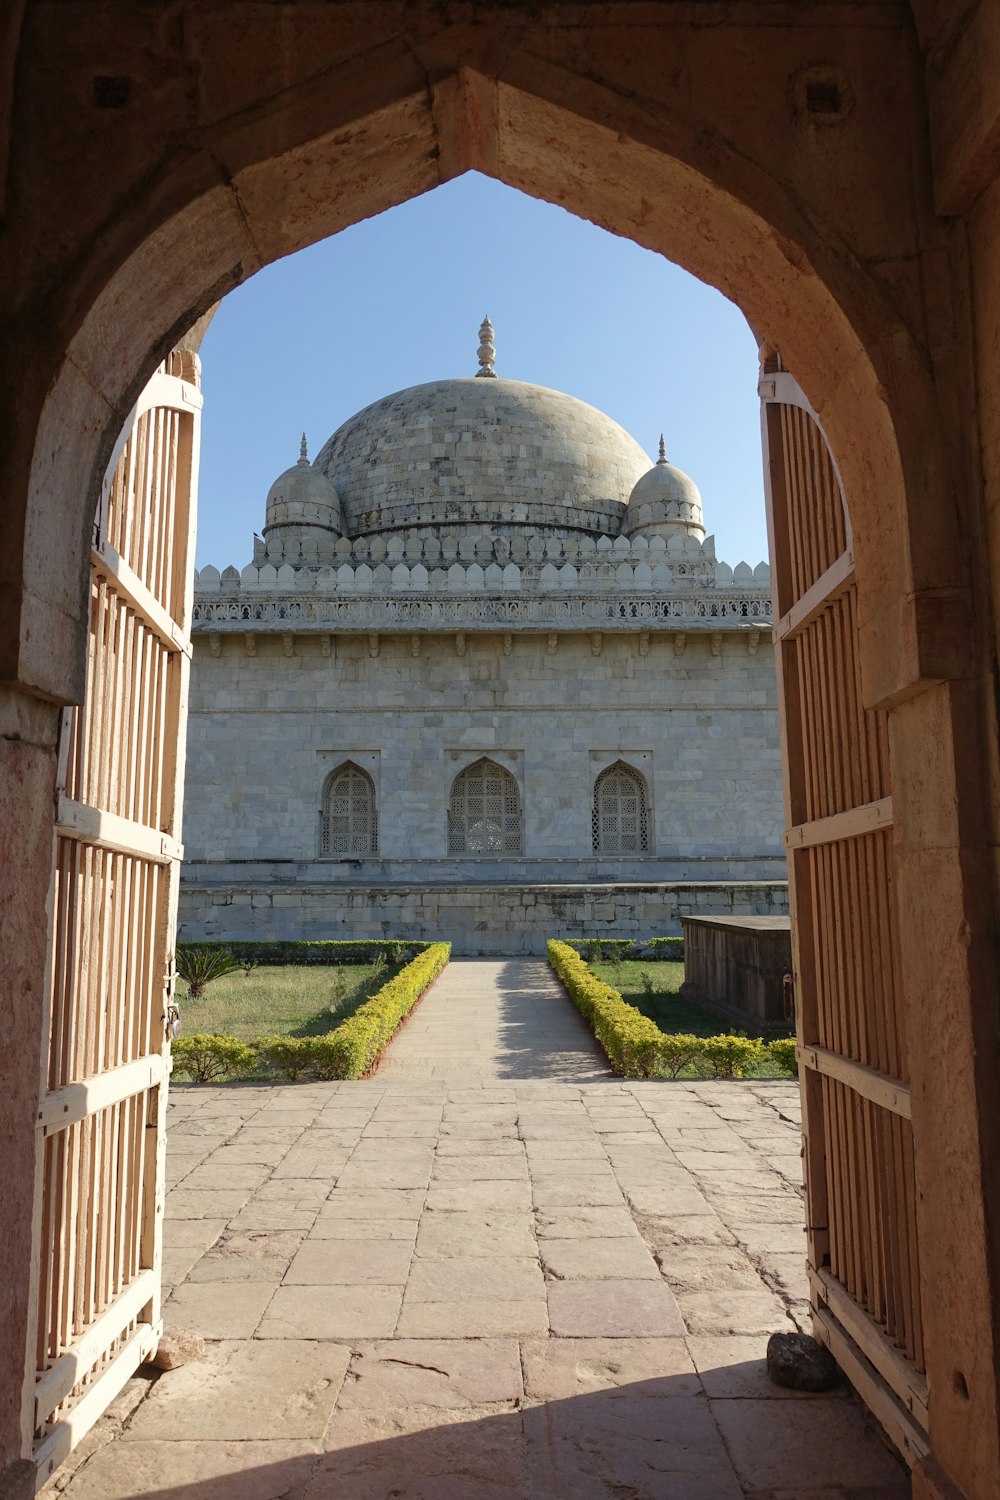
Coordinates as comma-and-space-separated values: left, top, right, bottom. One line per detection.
172, 942, 451, 1083
548, 940, 668, 1078
547, 940, 794, 1080
176, 939, 431, 969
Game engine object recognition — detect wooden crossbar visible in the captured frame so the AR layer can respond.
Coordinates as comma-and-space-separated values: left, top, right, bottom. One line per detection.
37, 1054, 166, 1134
93, 541, 191, 656
33, 1269, 157, 1425
32, 1322, 160, 1488
56, 797, 182, 865
774, 550, 855, 642
785, 796, 893, 850
799, 1044, 911, 1118
810, 1265, 929, 1428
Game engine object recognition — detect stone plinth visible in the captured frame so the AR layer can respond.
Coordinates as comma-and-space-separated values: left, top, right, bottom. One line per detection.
682, 914, 792, 1029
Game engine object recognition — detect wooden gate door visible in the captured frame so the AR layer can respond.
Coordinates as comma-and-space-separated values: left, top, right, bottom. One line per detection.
760, 357, 928, 1465
29, 352, 200, 1486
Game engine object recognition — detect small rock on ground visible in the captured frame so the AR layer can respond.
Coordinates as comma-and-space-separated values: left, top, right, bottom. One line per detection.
767, 1330, 839, 1391
145, 1329, 205, 1372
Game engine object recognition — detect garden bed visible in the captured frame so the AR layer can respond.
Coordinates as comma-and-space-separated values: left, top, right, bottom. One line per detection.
548, 941, 796, 1081
171, 942, 451, 1082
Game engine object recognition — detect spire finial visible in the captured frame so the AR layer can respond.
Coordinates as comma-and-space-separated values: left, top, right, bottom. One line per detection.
299, 432, 309, 463
657, 433, 668, 464
475, 315, 497, 378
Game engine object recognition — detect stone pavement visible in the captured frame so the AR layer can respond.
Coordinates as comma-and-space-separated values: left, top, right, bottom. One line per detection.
377, 958, 610, 1080
51, 964, 908, 1500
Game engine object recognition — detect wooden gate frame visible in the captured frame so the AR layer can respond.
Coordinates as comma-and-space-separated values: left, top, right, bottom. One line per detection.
26, 359, 200, 1488
760, 360, 929, 1467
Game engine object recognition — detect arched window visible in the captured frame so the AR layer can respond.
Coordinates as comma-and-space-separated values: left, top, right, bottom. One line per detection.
448, 757, 522, 855
592, 761, 649, 854
320, 762, 378, 856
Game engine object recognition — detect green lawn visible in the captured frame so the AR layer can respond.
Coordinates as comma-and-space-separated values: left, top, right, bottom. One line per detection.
176, 963, 402, 1041
590, 958, 789, 1079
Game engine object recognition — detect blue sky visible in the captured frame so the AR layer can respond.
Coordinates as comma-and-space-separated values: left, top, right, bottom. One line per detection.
196, 171, 768, 570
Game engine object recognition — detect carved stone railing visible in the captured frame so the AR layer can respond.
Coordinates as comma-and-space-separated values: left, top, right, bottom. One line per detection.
191, 590, 772, 632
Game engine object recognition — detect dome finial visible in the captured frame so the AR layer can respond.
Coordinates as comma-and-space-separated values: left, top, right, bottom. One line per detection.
657, 433, 667, 464
299, 432, 309, 464
475, 315, 497, 378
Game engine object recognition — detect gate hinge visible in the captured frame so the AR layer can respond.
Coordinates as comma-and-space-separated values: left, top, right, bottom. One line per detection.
782, 972, 796, 1022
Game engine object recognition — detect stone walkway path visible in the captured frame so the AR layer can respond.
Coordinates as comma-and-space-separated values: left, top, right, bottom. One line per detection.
377, 958, 610, 1080
51, 963, 908, 1499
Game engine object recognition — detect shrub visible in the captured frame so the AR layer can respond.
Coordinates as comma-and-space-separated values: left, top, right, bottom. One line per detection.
256, 1035, 319, 1081
176, 945, 243, 997
657, 1033, 704, 1078
548, 940, 665, 1078
699, 1034, 766, 1079
641, 937, 685, 961
171, 1033, 257, 1082
768, 1037, 799, 1078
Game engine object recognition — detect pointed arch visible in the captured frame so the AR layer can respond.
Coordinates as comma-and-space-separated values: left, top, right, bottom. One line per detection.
320, 760, 378, 857
447, 756, 522, 856
592, 760, 650, 855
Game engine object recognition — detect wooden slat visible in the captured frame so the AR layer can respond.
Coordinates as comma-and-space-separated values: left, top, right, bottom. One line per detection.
37, 1054, 166, 1135
785, 796, 893, 850
56, 797, 181, 865
34, 1269, 156, 1425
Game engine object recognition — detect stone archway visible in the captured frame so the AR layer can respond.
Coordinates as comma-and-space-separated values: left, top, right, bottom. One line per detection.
2, 12, 998, 1500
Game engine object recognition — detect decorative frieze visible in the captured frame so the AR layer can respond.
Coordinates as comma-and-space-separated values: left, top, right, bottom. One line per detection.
193, 590, 771, 633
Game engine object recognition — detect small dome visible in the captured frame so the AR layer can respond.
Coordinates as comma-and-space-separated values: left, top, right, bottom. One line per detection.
623, 435, 705, 540
263, 435, 343, 537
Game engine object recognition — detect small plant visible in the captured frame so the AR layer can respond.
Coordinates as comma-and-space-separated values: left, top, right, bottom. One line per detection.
171, 1033, 257, 1082
583, 939, 605, 963
387, 941, 409, 964
640, 969, 656, 998
176, 944, 243, 998
768, 1037, 798, 1078
327, 970, 354, 1016
699, 1033, 766, 1079
657, 1033, 704, 1079
369, 951, 388, 986
241, 959, 257, 977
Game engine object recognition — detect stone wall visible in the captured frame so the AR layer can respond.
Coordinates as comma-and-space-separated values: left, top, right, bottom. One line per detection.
182, 628, 785, 874
177, 879, 789, 956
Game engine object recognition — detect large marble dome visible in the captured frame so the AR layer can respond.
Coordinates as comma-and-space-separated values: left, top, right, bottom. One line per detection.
312, 376, 652, 540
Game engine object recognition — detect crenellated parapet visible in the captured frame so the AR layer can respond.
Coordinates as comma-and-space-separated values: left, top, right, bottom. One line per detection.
195, 527, 769, 601
192, 526, 771, 634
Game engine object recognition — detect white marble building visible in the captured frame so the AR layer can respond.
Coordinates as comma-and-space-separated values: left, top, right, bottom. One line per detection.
179, 320, 787, 953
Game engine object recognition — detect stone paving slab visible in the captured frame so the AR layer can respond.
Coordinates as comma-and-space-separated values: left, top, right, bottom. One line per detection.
52, 960, 906, 1500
